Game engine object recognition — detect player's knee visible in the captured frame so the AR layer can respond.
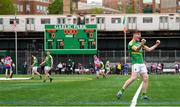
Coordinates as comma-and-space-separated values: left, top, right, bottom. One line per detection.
143, 77, 148, 82
131, 76, 137, 81
45, 71, 48, 74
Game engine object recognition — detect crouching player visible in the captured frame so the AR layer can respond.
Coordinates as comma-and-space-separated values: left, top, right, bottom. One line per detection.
4, 56, 13, 78
93, 55, 106, 79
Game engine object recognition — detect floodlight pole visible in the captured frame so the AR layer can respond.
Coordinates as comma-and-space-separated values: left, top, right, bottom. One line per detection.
124, 31, 126, 64
15, 8, 18, 74
15, 25, 18, 74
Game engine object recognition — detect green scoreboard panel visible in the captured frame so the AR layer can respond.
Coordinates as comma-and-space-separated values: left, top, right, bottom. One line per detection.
44, 24, 97, 54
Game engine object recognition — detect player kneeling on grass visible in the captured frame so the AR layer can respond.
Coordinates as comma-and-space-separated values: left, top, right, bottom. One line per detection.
116, 31, 160, 100
3, 56, 13, 78
31, 54, 42, 79
40, 51, 53, 82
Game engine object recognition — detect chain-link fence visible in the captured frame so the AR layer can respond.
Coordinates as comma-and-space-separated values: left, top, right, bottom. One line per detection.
5, 49, 180, 74
99, 50, 180, 62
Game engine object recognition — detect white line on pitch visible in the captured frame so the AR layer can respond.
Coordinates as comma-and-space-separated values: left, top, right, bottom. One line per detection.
130, 82, 143, 107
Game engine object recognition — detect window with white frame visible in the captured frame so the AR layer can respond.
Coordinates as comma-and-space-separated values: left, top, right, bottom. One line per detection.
17, 4, 23, 12
26, 18, 34, 24
143, 17, 153, 23
57, 18, 65, 24
10, 19, 19, 24
41, 18, 50, 24
111, 18, 121, 24
26, 4, 30, 12
0, 18, 3, 24
176, 17, 180, 23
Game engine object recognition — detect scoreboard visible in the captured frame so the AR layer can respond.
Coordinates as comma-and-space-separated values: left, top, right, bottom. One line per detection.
44, 24, 97, 54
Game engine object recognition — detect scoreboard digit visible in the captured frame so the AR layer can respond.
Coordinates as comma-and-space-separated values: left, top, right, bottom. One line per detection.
44, 24, 97, 54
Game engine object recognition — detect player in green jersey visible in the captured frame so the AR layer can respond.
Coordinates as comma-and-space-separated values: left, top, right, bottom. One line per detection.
40, 51, 53, 82
31, 54, 42, 79
116, 31, 160, 100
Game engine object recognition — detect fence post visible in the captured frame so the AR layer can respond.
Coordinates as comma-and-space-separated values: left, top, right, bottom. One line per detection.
159, 49, 161, 58
113, 50, 115, 60
175, 49, 177, 60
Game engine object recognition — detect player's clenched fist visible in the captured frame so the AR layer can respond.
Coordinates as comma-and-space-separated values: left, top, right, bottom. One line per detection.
156, 40, 160, 45
141, 39, 146, 45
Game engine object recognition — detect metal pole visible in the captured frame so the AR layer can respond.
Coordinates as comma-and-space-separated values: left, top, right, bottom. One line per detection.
15, 6, 18, 74
124, 31, 126, 64
15, 29, 18, 74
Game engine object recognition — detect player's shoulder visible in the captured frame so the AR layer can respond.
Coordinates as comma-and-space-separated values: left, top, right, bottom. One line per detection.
128, 40, 134, 46
49, 55, 53, 59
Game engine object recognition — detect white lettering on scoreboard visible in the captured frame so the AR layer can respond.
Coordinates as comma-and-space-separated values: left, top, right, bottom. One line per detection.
54, 25, 87, 29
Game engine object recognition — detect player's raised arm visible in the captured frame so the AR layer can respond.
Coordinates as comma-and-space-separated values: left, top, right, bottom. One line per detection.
143, 40, 160, 52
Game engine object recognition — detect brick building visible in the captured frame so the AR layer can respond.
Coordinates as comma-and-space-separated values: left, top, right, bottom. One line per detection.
160, 0, 180, 13
176, 0, 180, 13
13, 0, 53, 14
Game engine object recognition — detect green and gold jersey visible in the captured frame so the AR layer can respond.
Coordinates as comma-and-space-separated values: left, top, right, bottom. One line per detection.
32, 57, 38, 67
100, 62, 104, 70
128, 40, 144, 65
45, 55, 53, 67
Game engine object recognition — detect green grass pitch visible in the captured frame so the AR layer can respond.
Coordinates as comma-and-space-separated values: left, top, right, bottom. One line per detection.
0, 74, 180, 106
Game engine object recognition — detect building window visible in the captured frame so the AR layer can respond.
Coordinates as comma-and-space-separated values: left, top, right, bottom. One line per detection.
17, 4, 23, 12
73, 18, 77, 24
177, 10, 180, 13
41, 18, 50, 24
36, 5, 40, 12
85, 18, 89, 24
0, 18, 3, 24
41, 0, 49, 2
143, 17, 153, 23
10, 19, 19, 24
160, 17, 168, 23
57, 18, 65, 24
26, 4, 30, 13
176, 17, 180, 23
40, 6, 43, 12
128, 17, 136, 23
111, 18, 121, 24
97, 17, 105, 24
36, 5, 47, 14
26, 18, 34, 24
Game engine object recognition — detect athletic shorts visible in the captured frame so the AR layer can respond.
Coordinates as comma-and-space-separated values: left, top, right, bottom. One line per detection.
95, 67, 100, 72
132, 64, 147, 74
100, 69, 105, 72
32, 66, 38, 71
106, 68, 110, 71
44, 66, 51, 71
6, 66, 11, 70
6, 64, 11, 70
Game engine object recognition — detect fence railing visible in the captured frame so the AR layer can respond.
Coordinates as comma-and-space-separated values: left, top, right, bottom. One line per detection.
3, 49, 180, 74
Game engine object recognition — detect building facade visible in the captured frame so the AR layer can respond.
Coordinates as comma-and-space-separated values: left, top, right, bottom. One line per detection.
13, 0, 53, 14
176, 0, 180, 13
160, 0, 180, 13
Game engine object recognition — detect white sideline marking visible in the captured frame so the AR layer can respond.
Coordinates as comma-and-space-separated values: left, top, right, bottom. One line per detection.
130, 82, 143, 107
0, 78, 31, 80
